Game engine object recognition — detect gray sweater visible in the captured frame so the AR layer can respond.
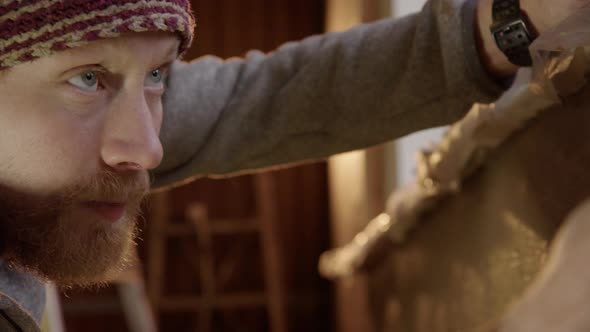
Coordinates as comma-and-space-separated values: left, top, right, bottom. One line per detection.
0, 0, 503, 330
153, 0, 502, 189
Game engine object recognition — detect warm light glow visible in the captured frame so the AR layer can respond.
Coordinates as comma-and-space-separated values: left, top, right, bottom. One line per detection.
325, 0, 363, 32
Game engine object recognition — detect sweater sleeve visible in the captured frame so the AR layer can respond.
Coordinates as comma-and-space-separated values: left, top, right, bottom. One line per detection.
153, 0, 504, 189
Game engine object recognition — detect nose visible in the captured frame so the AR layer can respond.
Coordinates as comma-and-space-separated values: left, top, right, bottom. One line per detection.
101, 90, 163, 171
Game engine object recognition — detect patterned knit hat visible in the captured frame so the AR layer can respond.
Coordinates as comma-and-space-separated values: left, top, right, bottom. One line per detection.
0, 0, 196, 70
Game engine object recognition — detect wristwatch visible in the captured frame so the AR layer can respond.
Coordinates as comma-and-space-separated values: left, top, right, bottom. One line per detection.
490, 0, 537, 66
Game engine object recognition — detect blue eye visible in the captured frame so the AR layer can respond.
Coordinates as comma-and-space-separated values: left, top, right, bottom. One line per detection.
68, 71, 99, 92
146, 68, 164, 85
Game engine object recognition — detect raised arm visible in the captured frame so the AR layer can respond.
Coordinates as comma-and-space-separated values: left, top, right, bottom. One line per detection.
153, 0, 506, 188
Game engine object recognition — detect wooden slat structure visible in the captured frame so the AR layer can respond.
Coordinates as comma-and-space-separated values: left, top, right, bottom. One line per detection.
146, 174, 289, 332
254, 174, 288, 332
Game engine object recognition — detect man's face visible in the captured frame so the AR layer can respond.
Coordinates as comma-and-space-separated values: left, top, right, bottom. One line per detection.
0, 32, 179, 287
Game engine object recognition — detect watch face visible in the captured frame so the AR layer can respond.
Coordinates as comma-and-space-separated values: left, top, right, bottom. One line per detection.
494, 20, 531, 49
492, 20, 534, 66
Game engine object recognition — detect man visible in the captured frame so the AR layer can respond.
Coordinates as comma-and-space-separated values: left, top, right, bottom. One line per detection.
0, 1, 194, 330
0, 0, 586, 331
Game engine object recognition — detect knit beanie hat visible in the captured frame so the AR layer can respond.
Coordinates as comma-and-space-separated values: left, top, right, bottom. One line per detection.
0, 0, 196, 70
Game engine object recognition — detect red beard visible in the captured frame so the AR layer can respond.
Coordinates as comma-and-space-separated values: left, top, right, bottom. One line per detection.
0, 169, 149, 287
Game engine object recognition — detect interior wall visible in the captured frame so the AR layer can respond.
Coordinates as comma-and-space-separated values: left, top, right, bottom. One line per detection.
386, 0, 448, 189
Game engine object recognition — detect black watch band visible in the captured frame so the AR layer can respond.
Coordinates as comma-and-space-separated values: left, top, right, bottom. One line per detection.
490, 0, 536, 66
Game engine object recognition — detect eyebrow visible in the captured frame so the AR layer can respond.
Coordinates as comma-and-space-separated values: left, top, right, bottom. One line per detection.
55, 37, 180, 77
152, 49, 178, 74
150, 41, 179, 70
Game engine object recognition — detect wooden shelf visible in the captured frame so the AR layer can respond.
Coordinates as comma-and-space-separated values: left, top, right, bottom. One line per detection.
148, 175, 288, 332
165, 218, 260, 236
62, 299, 121, 314
158, 292, 267, 311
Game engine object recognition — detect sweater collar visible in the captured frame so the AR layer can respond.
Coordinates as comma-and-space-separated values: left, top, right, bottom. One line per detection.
0, 260, 45, 331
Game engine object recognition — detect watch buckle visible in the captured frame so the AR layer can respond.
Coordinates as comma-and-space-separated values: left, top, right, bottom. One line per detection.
492, 19, 534, 66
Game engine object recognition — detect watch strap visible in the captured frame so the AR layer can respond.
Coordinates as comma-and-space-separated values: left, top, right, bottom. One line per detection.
492, 0, 521, 22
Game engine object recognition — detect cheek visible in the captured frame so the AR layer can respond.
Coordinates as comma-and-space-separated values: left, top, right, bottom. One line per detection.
0, 102, 103, 193
147, 96, 164, 135
153, 109, 163, 136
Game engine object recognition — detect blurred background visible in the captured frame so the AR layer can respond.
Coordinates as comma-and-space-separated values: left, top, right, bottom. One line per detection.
43, 0, 446, 331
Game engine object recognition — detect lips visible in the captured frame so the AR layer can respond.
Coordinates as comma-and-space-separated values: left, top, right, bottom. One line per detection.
81, 201, 127, 222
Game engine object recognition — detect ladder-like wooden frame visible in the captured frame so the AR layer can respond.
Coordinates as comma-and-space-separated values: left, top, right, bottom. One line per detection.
146, 173, 287, 332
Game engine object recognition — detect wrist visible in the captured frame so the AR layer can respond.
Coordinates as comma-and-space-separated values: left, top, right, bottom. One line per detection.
518, 0, 542, 35
476, 0, 542, 79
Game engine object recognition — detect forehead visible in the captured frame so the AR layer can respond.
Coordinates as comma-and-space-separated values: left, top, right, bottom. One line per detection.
53, 31, 180, 68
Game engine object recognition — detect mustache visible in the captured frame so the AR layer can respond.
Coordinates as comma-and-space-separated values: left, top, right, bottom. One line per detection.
0, 169, 150, 217
69, 169, 150, 203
